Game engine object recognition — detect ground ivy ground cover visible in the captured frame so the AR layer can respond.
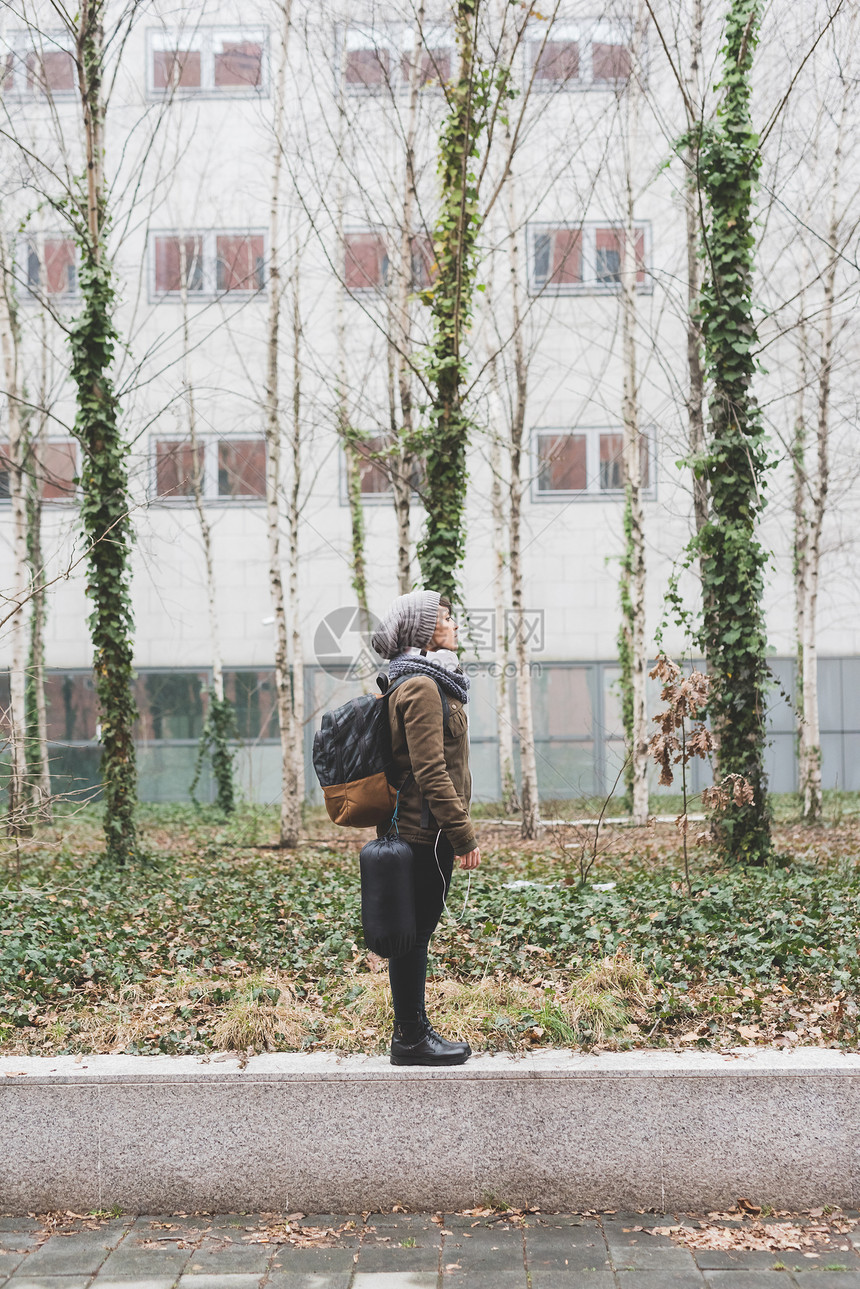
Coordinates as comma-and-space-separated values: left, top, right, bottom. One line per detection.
0, 803, 857, 1055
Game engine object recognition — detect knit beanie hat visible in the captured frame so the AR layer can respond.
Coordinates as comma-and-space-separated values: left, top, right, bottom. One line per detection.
371, 590, 441, 659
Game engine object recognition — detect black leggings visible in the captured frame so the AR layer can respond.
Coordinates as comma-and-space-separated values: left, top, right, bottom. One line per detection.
388, 832, 454, 1023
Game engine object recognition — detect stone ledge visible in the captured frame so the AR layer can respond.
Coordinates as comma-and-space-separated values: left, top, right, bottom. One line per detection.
1, 1046, 857, 1082
1, 1048, 857, 1213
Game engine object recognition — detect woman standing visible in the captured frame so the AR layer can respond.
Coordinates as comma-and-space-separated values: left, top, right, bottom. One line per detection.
371, 589, 481, 1066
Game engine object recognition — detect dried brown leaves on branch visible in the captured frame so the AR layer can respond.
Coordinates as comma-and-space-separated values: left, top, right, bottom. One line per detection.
647, 654, 713, 787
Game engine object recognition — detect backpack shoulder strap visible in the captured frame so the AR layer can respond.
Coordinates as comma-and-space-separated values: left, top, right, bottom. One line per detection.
385, 672, 451, 728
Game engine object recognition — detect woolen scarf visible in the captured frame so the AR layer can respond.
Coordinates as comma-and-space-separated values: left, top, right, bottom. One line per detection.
388, 647, 471, 705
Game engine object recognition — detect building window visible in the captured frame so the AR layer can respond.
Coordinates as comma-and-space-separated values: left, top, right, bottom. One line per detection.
150, 231, 266, 300
0, 439, 78, 501
344, 231, 389, 292
341, 24, 452, 94
218, 439, 266, 498
344, 231, 437, 293
154, 235, 204, 295
3, 35, 76, 97
526, 19, 635, 89
529, 223, 648, 294
342, 435, 425, 503
25, 236, 78, 299
216, 234, 265, 292
153, 438, 266, 502
410, 234, 438, 290
147, 27, 267, 97
533, 38, 580, 84
534, 427, 654, 499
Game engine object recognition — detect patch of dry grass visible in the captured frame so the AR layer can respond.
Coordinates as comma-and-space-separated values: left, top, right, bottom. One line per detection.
3, 951, 654, 1058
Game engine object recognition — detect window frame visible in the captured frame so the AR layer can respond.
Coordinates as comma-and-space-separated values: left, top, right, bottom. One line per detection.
15, 232, 80, 304
527, 220, 651, 296
145, 26, 269, 99
531, 425, 657, 503
343, 227, 390, 295
0, 437, 79, 504
148, 229, 267, 302
2, 30, 77, 99
338, 21, 452, 96
338, 433, 425, 506
150, 435, 267, 505
524, 17, 641, 91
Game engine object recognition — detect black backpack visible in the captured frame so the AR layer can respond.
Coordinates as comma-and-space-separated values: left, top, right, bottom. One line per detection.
312, 671, 450, 828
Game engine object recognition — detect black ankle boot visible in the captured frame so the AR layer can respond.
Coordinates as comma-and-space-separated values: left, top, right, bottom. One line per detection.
390, 1013, 471, 1066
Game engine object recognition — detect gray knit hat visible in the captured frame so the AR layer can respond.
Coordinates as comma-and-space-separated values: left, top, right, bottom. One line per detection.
371, 590, 441, 659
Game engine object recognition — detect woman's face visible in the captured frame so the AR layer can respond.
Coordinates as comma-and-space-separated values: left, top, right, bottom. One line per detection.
430, 604, 458, 651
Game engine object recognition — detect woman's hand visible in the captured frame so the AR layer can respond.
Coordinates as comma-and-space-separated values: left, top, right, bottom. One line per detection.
457, 847, 481, 870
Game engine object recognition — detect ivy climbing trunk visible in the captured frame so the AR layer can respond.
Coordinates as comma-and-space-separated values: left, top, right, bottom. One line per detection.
25, 309, 52, 815
695, 0, 770, 861
0, 230, 30, 836
264, 0, 301, 846
70, 0, 138, 864
417, 0, 482, 604
617, 3, 648, 826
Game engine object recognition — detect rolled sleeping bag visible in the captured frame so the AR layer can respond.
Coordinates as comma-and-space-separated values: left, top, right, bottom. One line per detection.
359, 835, 417, 958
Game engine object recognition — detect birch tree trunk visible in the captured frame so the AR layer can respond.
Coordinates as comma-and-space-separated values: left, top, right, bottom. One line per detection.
180, 239, 235, 811
503, 157, 539, 840
800, 162, 842, 823
488, 374, 517, 812
0, 232, 30, 835
334, 78, 371, 645
264, 0, 300, 846
684, 0, 708, 541
287, 264, 305, 802
389, 4, 425, 594
618, 2, 648, 826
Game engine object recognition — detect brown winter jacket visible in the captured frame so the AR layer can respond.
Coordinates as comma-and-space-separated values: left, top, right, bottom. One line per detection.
376, 674, 477, 855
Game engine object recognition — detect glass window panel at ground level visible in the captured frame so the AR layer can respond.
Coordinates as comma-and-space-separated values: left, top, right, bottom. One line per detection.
135, 672, 208, 741
43, 673, 99, 742
223, 670, 279, 739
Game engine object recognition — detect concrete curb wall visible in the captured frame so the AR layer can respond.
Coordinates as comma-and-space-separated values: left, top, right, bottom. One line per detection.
1, 1048, 857, 1213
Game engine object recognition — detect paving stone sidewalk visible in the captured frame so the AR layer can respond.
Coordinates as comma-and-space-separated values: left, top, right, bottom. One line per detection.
1, 1210, 859, 1289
